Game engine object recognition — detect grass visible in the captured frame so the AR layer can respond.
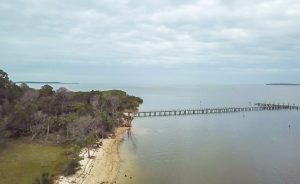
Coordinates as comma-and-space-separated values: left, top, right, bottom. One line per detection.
0, 140, 65, 184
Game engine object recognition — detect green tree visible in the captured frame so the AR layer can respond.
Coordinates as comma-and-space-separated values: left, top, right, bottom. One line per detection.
20, 82, 30, 90
84, 133, 97, 158
0, 69, 9, 88
96, 112, 117, 132
5, 102, 37, 137
45, 116, 55, 141
39, 96, 56, 115
0, 69, 22, 105
59, 113, 78, 138
39, 85, 54, 97
120, 96, 143, 112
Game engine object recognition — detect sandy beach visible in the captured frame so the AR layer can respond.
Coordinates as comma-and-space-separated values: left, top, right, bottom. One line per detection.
56, 127, 128, 184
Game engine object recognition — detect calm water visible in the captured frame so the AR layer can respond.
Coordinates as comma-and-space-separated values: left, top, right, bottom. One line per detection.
115, 85, 300, 184
28, 83, 300, 183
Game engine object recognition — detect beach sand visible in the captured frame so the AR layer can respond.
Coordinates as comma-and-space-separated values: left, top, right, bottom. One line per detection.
56, 127, 128, 184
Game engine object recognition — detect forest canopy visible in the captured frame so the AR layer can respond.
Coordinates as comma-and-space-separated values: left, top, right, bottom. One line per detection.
0, 69, 143, 142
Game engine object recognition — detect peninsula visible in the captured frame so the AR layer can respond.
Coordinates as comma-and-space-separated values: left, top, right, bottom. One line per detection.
0, 69, 142, 184
15, 81, 80, 84
266, 83, 300, 86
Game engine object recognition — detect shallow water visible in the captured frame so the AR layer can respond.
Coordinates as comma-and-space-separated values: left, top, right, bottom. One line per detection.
116, 85, 300, 184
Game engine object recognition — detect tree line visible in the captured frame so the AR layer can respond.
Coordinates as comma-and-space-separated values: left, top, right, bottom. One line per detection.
0, 69, 143, 180
0, 69, 142, 142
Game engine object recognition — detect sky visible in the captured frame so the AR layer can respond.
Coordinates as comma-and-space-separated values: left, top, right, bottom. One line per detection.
1, 0, 300, 85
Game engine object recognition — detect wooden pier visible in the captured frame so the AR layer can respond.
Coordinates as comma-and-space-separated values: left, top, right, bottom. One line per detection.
130, 103, 299, 118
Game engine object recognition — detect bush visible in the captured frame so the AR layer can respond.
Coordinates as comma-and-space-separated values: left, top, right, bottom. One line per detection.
62, 158, 81, 176
63, 145, 81, 157
32, 172, 53, 184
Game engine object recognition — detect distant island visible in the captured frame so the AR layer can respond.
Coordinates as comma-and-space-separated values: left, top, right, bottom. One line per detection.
15, 81, 80, 84
266, 83, 300, 86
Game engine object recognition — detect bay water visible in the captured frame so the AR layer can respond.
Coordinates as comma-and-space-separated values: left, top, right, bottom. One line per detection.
116, 85, 300, 184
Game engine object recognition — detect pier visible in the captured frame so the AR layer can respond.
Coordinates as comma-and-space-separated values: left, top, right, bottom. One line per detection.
130, 103, 299, 118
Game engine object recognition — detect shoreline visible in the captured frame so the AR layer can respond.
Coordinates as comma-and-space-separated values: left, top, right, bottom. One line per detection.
56, 127, 128, 184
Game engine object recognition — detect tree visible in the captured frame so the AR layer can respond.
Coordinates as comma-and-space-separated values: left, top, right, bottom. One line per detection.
0, 70, 143, 148
120, 95, 143, 112
90, 94, 100, 110
55, 87, 72, 115
59, 113, 77, 138
45, 116, 55, 141
0, 69, 21, 105
20, 89, 39, 104
68, 116, 104, 158
0, 69, 9, 88
69, 116, 93, 141
98, 112, 117, 132
5, 101, 39, 137
109, 96, 121, 116
6, 84, 22, 103
39, 96, 57, 115
30, 111, 47, 140
20, 83, 30, 90
39, 85, 54, 97
84, 133, 97, 158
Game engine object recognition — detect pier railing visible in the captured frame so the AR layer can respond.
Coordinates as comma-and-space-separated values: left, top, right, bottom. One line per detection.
129, 103, 299, 118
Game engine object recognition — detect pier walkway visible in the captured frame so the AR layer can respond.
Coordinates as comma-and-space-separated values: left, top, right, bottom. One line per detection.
130, 103, 299, 118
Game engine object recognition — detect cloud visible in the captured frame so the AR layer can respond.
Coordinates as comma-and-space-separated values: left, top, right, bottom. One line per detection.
0, 0, 299, 83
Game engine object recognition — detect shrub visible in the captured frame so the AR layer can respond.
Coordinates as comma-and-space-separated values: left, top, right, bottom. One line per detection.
62, 157, 81, 176
32, 172, 53, 184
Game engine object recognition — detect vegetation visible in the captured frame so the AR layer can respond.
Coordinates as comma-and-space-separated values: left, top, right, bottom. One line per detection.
0, 69, 143, 183
33, 172, 53, 184
0, 141, 64, 184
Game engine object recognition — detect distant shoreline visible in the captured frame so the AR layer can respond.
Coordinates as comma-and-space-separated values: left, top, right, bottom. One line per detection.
15, 81, 80, 84
266, 83, 300, 86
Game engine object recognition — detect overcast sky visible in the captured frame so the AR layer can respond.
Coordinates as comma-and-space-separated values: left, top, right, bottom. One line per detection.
1, 0, 300, 85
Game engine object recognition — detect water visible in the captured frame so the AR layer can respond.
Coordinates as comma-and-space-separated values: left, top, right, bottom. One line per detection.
27, 83, 300, 183
115, 85, 300, 184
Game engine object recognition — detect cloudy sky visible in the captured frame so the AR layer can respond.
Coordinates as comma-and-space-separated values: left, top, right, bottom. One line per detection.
1, 0, 300, 85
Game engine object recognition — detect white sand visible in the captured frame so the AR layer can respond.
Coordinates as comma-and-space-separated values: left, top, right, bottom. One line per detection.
56, 128, 128, 184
